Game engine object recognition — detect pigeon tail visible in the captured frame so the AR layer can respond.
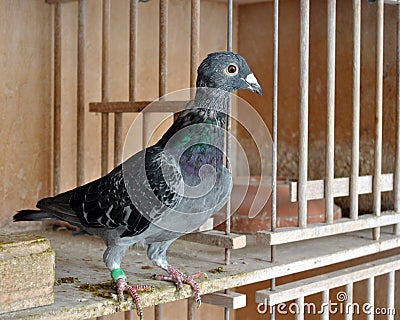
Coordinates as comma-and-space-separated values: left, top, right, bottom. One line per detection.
13, 210, 54, 222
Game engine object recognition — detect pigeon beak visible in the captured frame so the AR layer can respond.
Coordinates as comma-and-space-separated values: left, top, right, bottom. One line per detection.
243, 73, 262, 95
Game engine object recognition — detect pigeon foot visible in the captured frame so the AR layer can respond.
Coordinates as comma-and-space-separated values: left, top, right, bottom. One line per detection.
153, 265, 206, 306
115, 278, 152, 319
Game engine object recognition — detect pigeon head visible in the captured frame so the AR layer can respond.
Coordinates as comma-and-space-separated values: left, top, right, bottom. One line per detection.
196, 51, 262, 95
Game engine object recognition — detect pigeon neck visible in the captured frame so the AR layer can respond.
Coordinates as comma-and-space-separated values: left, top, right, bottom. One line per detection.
194, 87, 230, 114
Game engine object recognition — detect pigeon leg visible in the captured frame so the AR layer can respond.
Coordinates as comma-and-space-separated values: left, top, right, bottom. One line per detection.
153, 265, 206, 306
112, 268, 152, 320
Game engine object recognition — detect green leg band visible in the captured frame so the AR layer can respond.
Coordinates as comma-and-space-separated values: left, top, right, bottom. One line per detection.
111, 268, 126, 281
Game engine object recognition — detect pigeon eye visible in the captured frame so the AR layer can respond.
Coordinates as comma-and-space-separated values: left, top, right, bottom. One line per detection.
224, 64, 238, 76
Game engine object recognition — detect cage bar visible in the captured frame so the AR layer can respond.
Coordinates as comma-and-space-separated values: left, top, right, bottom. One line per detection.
321, 290, 329, 320
366, 277, 374, 320
295, 296, 304, 320
159, 0, 168, 97
373, 0, 384, 240
53, 2, 62, 195
395, 3, 400, 235
298, 0, 310, 229
101, 0, 110, 176
350, 0, 361, 220
325, 0, 336, 224
190, 0, 200, 89
344, 283, 353, 320
77, 0, 86, 185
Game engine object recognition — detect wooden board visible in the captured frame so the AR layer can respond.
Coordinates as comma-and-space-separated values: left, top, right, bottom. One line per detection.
1, 228, 399, 319
256, 254, 400, 306
290, 174, 393, 202
89, 101, 188, 113
257, 211, 400, 246
181, 230, 246, 249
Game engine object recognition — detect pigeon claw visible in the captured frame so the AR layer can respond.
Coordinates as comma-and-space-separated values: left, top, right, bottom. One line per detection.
154, 265, 206, 307
115, 278, 152, 319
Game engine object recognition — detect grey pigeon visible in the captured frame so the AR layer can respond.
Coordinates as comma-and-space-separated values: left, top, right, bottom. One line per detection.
14, 51, 262, 319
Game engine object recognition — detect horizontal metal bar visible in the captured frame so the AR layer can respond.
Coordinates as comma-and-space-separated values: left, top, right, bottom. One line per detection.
257, 211, 400, 246
89, 101, 189, 113
290, 173, 393, 202
202, 292, 246, 309
256, 254, 400, 306
181, 230, 246, 249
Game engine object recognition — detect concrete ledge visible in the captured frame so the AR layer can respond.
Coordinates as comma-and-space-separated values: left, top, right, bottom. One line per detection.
0, 233, 55, 314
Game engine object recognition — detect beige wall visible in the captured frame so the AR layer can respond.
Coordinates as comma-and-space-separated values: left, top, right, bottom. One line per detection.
238, 0, 399, 214
1, 0, 237, 230
0, 0, 52, 230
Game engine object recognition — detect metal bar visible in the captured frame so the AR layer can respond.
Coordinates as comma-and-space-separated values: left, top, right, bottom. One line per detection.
394, 3, 400, 235
295, 296, 304, 320
101, 0, 110, 176
325, 0, 336, 224
159, 0, 168, 97
373, 0, 384, 240
270, 304, 275, 320
129, 0, 140, 153
271, 0, 279, 233
344, 283, 353, 320
321, 290, 329, 320
129, 0, 138, 101
77, 0, 86, 186
350, 0, 361, 220
387, 271, 395, 320
53, 2, 62, 195
190, 0, 200, 89
225, 0, 233, 269
224, 3, 233, 320
366, 277, 374, 320
298, 0, 310, 228
187, 298, 196, 320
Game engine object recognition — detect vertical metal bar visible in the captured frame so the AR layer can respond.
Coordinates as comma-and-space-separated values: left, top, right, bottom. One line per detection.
366, 277, 374, 320
190, 0, 200, 89
53, 2, 62, 195
387, 271, 395, 320
394, 4, 400, 235
295, 296, 304, 320
187, 297, 196, 320
325, 0, 336, 224
225, 0, 233, 268
101, 0, 110, 176
271, 0, 279, 234
345, 283, 353, 320
350, 0, 361, 220
159, 0, 168, 97
298, 0, 310, 229
321, 290, 329, 320
77, 0, 86, 186
373, 0, 384, 240
270, 0, 279, 265
129, 0, 138, 101
155, 2, 168, 319
270, 305, 275, 320
224, 3, 233, 320
129, 0, 139, 156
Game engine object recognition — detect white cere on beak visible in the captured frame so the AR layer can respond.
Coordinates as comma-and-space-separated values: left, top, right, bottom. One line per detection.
245, 73, 259, 85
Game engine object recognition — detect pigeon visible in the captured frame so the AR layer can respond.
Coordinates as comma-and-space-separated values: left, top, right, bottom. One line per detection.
14, 51, 262, 319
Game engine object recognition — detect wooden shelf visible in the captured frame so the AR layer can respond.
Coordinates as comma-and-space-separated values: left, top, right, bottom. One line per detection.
89, 101, 187, 114
2, 228, 400, 319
